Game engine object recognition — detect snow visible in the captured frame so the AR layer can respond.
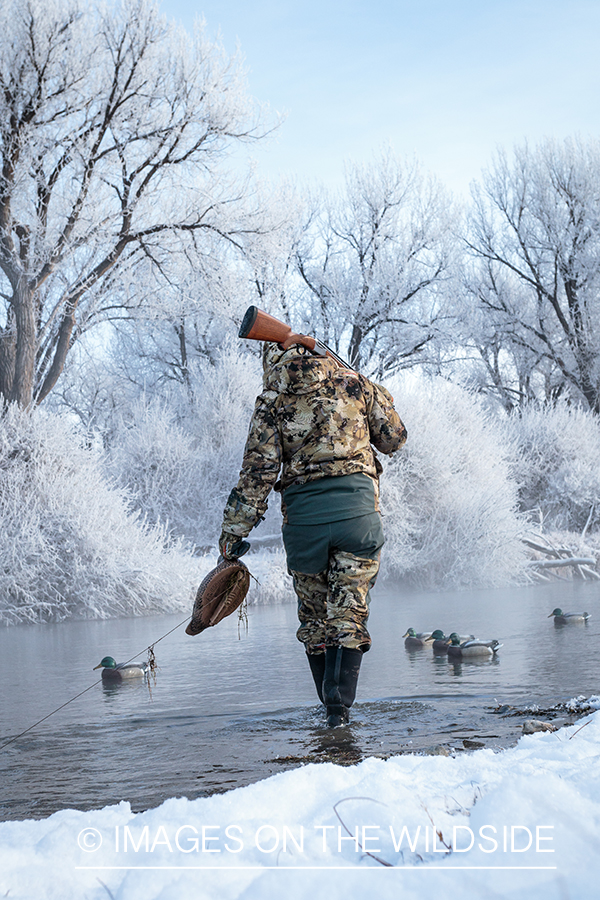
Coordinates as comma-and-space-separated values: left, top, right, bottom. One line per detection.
2, 708, 600, 899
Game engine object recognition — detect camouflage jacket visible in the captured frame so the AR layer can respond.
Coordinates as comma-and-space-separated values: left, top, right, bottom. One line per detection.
221, 345, 407, 537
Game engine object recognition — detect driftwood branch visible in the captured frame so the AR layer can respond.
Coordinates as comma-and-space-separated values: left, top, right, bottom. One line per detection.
522, 534, 599, 581
526, 557, 596, 568
522, 538, 562, 557
581, 505, 595, 545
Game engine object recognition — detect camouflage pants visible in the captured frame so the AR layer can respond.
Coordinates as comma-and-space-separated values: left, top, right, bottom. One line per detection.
283, 512, 384, 653
292, 551, 380, 653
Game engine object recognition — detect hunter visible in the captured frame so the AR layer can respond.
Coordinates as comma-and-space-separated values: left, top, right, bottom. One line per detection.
219, 340, 407, 726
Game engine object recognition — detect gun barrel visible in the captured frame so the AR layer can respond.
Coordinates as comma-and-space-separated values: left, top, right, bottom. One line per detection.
314, 339, 354, 371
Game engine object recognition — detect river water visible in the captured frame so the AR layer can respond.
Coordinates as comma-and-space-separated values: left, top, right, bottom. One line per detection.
1, 579, 598, 821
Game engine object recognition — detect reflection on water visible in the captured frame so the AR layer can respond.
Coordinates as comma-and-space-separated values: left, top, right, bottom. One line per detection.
1, 578, 598, 820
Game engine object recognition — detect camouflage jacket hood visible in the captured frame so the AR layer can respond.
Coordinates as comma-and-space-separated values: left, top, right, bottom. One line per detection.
221, 345, 407, 537
263, 345, 337, 394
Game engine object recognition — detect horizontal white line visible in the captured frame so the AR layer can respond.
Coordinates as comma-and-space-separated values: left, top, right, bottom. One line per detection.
75, 866, 558, 871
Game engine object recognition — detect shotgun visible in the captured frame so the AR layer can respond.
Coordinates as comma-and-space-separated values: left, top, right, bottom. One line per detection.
238, 306, 354, 371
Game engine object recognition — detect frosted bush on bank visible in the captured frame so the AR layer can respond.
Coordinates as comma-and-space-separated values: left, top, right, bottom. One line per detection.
0, 405, 203, 625
105, 344, 275, 551
506, 402, 600, 534
379, 377, 525, 587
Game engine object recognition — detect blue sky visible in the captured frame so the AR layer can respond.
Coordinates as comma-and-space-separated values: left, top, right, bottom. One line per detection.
159, 0, 600, 195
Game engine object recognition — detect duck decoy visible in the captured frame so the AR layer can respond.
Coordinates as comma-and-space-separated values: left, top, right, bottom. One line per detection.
548, 608, 590, 625
93, 656, 148, 681
447, 634, 503, 658
430, 630, 476, 653
403, 628, 433, 649
430, 630, 449, 652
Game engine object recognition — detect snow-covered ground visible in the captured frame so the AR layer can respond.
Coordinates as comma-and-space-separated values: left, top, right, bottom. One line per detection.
2, 706, 600, 899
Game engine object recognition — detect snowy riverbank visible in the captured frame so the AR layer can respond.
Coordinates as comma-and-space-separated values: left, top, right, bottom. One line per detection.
2, 706, 600, 900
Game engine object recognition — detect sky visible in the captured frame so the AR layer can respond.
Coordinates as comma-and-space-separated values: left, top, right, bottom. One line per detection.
160, 0, 600, 196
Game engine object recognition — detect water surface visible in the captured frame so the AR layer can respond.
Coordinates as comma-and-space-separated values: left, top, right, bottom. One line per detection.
1, 579, 598, 820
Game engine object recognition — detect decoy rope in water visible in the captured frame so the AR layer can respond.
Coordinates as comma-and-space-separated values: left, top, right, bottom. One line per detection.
0, 615, 190, 752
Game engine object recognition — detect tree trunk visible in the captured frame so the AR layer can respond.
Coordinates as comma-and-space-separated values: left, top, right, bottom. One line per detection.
0, 324, 16, 401
348, 320, 363, 370
35, 305, 76, 405
8, 280, 36, 407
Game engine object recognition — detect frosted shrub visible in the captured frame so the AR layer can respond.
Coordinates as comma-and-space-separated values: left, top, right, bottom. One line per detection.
183, 345, 268, 542
380, 377, 525, 587
106, 399, 206, 545
506, 403, 600, 533
106, 343, 281, 550
0, 405, 202, 625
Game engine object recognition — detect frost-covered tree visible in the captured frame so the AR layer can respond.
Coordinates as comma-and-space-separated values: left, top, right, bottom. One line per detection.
506, 402, 600, 534
104, 343, 265, 548
100, 183, 303, 395
102, 239, 247, 396
380, 376, 525, 587
295, 151, 457, 375
0, 0, 267, 407
464, 138, 600, 412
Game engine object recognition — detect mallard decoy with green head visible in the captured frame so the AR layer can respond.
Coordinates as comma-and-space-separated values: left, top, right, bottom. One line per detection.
403, 628, 434, 649
430, 630, 475, 653
548, 608, 590, 625
93, 656, 148, 681
447, 634, 503, 658
430, 629, 448, 651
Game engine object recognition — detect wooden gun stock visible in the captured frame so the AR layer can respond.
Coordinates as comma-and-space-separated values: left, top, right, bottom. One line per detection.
238, 306, 353, 370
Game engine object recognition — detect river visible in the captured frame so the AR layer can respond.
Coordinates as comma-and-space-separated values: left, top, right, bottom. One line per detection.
1, 578, 597, 821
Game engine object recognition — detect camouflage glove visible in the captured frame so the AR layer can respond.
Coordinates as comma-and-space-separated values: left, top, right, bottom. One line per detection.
218, 531, 251, 561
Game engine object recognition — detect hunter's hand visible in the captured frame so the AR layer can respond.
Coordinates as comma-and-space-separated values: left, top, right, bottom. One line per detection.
218, 531, 250, 560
